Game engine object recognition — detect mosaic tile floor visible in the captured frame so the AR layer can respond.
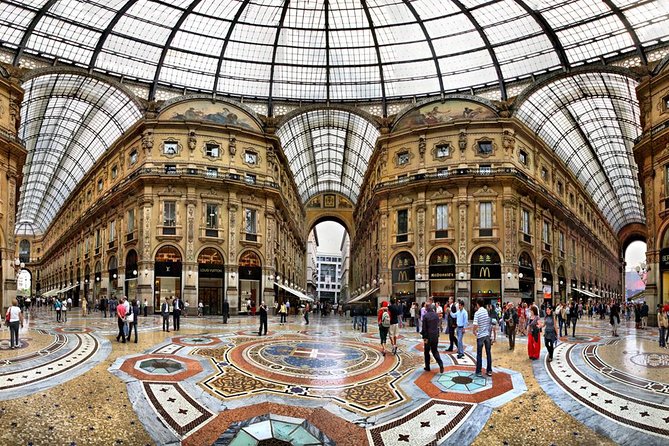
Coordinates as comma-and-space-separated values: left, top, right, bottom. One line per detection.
0, 309, 666, 445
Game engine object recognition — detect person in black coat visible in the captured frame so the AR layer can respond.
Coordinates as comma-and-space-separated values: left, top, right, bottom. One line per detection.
446, 297, 458, 351
258, 301, 268, 336
223, 299, 230, 324
421, 304, 444, 373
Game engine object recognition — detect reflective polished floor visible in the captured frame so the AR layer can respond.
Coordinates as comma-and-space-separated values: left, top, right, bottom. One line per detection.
0, 309, 667, 446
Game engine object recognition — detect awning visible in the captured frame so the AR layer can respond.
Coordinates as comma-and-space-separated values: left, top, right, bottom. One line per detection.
347, 287, 379, 304
274, 282, 313, 302
573, 288, 600, 299
60, 284, 79, 293
41, 289, 58, 297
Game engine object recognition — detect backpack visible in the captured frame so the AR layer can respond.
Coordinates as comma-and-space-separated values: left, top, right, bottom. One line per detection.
381, 310, 391, 327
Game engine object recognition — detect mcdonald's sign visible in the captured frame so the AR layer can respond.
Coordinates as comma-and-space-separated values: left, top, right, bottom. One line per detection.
392, 267, 415, 283
472, 264, 500, 279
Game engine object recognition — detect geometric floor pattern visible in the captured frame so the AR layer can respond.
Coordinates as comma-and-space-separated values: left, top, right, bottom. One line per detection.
1, 309, 667, 445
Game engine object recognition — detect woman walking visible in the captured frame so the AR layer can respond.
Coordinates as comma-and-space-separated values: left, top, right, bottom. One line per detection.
5, 299, 24, 348
543, 306, 557, 362
527, 306, 541, 360
378, 301, 391, 356
129, 299, 140, 343
658, 305, 668, 348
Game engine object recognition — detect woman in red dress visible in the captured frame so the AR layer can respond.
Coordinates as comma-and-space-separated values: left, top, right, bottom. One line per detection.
527, 305, 541, 360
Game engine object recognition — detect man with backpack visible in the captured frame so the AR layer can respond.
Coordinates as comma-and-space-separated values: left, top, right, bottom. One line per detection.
378, 301, 391, 356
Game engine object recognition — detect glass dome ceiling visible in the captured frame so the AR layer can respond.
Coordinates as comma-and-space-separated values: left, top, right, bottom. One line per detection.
0, 0, 667, 110
515, 71, 644, 233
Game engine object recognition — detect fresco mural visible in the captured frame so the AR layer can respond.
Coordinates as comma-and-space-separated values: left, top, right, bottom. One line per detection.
393, 100, 498, 132
160, 100, 261, 131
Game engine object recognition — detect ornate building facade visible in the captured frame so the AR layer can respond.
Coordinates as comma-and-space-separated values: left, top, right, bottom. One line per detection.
351, 96, 622, 314
18, 88, 306, 315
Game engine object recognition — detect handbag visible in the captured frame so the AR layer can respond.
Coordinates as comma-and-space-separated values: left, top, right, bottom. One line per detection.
126, 310, 134, 323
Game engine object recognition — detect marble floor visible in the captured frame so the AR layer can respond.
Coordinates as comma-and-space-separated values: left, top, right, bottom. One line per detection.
0, 309, 666, 446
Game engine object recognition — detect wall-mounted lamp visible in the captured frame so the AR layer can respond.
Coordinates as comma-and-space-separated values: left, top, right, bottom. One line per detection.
144, 269, 149, 277
132, 269, 138, 276
415, 273, 422, 281
276, 274, 281, 282
458, 272, 465, 280
506, 272, 512, 280
96, 277, 100, 282
542, 277, 547, 283
559, 280, 564, 285
231, 272, 236, 280
518, 272, 524, 279
113, 273, 117, 279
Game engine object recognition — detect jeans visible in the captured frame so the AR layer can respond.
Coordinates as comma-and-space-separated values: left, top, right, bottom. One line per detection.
507, 323, 516, 350
9, 321, 20, 348
304, 312, 309, 325
280, 313, 286, 323
162, 314, 170, 331
130, 321, 138, 342
360, 316, 368, 332
558, 318, 565, 337
571, 318, 577, 337
475, 336, 492, 374
545, 338, 555, 360
456, 327, 465, 356
660, 327, 667, 348
117, 317, 126, 342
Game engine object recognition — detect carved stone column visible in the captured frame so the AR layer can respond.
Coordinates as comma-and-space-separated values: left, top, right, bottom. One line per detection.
227, 203, 239, 314
503, 198, 519, 302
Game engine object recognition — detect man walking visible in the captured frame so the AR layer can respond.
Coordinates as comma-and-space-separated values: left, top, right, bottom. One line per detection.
446, 297, 458, 352
116, 297, 127, 343
388, 299, 402, 355
473, 298, 493, 377
569, 300, 578, 337
452, 299, 468, 359
641, 301, 649, 329
223, 299, 230, 324
161, 297, 170, 332
172, 296, 182, 331
304, 302, 310, 325
503, 302, 518, 350
422, 304, 444, 373
258, 301, 268, 336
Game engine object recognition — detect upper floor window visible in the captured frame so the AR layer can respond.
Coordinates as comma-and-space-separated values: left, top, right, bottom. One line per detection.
541, 167, 549, 181
97, 179, 103, 191
245, 209, 258, 241
569, 193, 575, 205
542, 221, 551, 245
244, 151, 258, 165
163, 201, 176, 227
435, 143, 450, 158
397, 209, 408, 243
521, 209, 531, 235
519, 150, 528, 165
559, 231, 565, 254
127, 209, 135, 234
206, 167, 218, 178
556, 181, 563, 195
205, 143, 220, 158
206, 203, 218, 229
479, 202, 492, 232
397, 152, 410, 166
95, 228, 101, 248
437, 167, 449, 178
109, 220, 116, 242
664, 94, 669, 111
436, 204, 448, 238
479, 164, 491, 175
165, 164, 177, 174
129, 150, 138, 165
111, 165, 118, 179
246, 173, 257, 184
477, 141, 493, 155
163, 141, 178, 155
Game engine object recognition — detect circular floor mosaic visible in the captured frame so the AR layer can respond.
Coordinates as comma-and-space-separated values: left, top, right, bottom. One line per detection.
231, 338, 394, 385
434, 370, 490, 394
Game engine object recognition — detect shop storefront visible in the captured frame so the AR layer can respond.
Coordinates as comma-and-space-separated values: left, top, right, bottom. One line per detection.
541, 259, 553, 307
392, 251, 415, 303
238, 250, 262, 314
154, 245, 182, 311
198, 247, 225, 315
428, 248, 455, 305
471, 247, 501, 313
108, 256, 119, 299
94, 262, 102, 302
557, 266, 566, 303
518, 252, 535, 304
125, 250, 138, 301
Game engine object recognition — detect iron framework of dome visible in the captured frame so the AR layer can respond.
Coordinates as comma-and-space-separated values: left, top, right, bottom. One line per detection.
0, 0, 668, 114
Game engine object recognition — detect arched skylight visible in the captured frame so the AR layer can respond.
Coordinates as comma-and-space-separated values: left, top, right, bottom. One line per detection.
17, 72, 142, 235
0, 0, 666, 109
515, 71, 644, 233
276, 109, 379, 204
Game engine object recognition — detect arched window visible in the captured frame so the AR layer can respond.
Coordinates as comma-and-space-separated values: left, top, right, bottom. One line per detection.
19, 239, 30, 263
